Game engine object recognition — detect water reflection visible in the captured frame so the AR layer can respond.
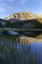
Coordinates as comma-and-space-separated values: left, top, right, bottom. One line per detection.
0, 35, 42, 64
31, 42, 42, 53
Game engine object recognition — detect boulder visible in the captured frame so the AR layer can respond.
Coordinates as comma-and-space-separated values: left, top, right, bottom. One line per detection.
2, 30, 19, 35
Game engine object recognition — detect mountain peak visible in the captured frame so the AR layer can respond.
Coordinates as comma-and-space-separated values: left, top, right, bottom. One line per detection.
5, 12, 39, 21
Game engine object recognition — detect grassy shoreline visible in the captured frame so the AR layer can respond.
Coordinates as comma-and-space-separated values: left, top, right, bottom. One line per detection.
0, 28, 42, 31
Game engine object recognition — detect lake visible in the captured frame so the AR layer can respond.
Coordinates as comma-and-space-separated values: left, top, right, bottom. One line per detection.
0, 33, 42, 64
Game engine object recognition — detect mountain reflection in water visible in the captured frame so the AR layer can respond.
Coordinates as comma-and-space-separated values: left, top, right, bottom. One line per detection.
0, 35, 42, 64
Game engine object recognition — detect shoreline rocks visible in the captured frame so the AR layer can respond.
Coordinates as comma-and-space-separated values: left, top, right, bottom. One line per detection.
2, 30, 19, 35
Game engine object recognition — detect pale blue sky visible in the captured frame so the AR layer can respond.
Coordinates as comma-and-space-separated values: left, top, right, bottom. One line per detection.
0, 0, 42, 19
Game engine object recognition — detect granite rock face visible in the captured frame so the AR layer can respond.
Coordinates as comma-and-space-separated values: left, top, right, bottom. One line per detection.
2, 30, 19, 35
5, 12, 39, 22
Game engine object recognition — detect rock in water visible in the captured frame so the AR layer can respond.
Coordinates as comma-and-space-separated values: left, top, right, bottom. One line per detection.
2, 30, 19, 35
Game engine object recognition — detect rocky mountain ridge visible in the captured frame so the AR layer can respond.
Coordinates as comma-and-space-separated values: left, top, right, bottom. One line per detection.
0, 12, 42, 28
5, 12, 39, 22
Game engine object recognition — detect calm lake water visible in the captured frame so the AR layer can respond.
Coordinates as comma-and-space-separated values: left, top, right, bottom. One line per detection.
0, 34, 42, 64
0, 34, 42, 53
